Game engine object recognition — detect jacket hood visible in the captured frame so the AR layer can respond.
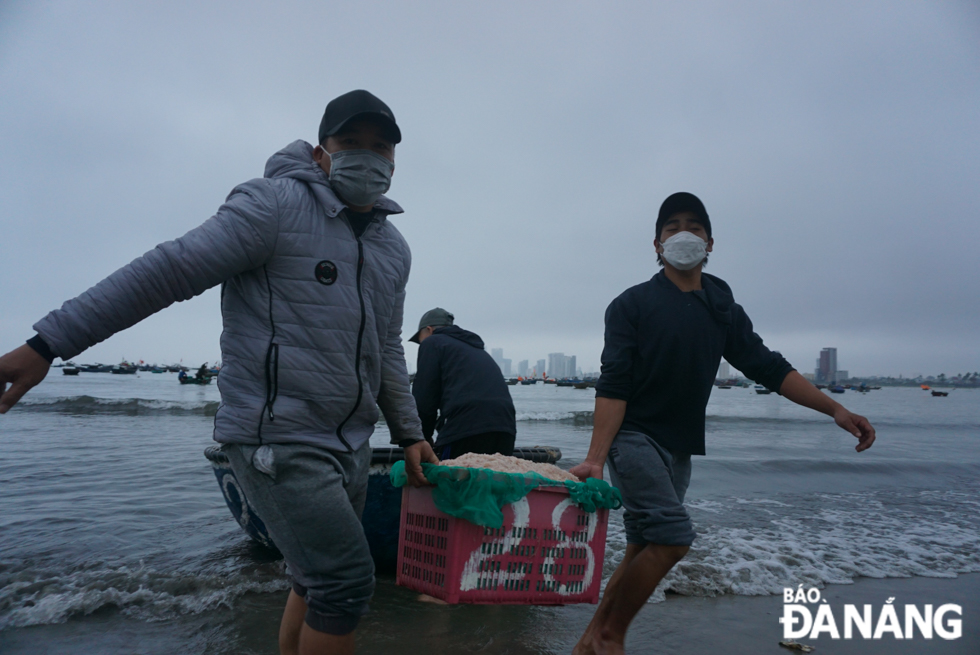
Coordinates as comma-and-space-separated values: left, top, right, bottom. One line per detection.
263, 140, 404, 217
433, 325, 485, 350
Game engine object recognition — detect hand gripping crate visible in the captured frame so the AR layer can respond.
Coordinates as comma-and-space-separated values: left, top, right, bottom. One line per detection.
396, 484, 609, 604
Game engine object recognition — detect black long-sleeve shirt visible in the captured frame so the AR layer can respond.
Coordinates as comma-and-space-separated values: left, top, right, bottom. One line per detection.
595, 271, 794, 455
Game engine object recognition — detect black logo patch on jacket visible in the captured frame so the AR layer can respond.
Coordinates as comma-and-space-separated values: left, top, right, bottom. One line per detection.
315, 261, 338, 285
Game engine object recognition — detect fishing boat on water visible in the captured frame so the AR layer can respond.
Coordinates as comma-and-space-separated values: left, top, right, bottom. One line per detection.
62, 362, 80, 375
204, 445, 563, 572
178, 376, 212, 385
754, 384, 771, 395
178, 372, 213, 385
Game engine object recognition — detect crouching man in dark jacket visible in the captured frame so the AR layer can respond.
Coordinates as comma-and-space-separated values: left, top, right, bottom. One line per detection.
409, 308, 517, 459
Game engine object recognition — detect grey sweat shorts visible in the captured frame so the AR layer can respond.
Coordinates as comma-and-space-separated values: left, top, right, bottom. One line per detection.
224, 441, 374, 636
606, 430, 696, 547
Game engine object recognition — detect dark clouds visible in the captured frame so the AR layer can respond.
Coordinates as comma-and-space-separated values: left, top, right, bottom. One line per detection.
1, 1, 977, 377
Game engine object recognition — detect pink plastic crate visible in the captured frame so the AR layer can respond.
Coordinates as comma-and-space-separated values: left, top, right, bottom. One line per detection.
396, 484, 609, 604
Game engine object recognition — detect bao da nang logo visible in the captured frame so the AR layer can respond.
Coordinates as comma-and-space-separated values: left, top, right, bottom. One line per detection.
780, 585, 963, 640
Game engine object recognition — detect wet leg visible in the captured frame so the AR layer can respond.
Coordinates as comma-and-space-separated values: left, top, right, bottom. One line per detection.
572, 544, 643, 655
298, 623, 355, 655
279, 589, 306, 655
588, 543, 689, 655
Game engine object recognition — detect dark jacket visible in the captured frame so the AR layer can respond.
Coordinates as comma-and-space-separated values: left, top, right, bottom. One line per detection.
595, 271, 794, 455
412, 326, 517, 447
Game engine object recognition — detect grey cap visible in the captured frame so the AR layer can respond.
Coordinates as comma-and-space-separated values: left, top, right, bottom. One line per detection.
409, 307, 454, 344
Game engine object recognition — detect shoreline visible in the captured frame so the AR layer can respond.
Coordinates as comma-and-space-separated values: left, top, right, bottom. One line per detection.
3, 572, 976, 654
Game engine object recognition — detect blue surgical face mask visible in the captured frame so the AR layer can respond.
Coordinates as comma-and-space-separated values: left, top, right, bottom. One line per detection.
324, 148, 394, 207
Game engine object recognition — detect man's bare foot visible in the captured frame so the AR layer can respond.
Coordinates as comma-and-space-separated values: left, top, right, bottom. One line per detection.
417, 593, 448, 605
591, 630, 625, 655
571, 635, 595, 655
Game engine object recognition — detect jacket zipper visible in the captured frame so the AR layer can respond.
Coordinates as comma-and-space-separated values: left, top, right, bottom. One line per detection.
257, 266, 279, 444
335, 233, 366, 453
264, 342, 280, 421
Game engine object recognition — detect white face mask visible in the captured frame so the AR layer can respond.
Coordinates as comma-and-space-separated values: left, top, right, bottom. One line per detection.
660, 231, 708, 270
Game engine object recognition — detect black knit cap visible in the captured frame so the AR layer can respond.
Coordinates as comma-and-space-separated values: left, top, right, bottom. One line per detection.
318, 90, 401, 145
656, 192, 711, 242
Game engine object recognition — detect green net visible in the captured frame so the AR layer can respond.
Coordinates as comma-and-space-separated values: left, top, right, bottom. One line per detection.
390, 461, 622, 528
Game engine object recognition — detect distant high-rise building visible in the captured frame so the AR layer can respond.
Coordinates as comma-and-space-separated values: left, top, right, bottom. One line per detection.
518, 360, 529, 377
718, 361, 730, 380
548, 353, 565, 379
502, 359, 512, 377
816, 347, 838, 384
536, 359, 547, 379
490, 348, 505, 376
565, 355, 577, 380
837, 370, 848, 381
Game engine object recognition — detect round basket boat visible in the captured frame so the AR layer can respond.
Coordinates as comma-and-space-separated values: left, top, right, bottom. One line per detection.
204, 444, 563, 573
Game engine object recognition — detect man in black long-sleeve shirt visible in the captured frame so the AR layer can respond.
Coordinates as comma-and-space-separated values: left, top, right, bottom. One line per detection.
570, 192, 876, 655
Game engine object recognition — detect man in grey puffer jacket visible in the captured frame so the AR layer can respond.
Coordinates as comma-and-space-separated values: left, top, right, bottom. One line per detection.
0, 89, 437, 655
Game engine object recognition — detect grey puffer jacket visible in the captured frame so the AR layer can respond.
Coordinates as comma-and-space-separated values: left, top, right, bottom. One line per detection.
33, 140, 424, 452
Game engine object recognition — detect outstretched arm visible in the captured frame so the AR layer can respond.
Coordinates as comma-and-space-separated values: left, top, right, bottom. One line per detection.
0, 180, 280, 415
779, 370, 876, 452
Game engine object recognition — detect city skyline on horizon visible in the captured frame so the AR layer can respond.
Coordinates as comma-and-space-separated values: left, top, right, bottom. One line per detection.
51, 338, 975, 382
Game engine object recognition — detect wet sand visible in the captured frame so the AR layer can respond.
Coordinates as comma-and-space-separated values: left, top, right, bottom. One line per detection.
4, 573, 977, 654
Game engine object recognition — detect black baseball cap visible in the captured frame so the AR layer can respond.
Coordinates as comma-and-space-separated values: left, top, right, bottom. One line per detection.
318, 90, 401, 145
656, 192, 711, 241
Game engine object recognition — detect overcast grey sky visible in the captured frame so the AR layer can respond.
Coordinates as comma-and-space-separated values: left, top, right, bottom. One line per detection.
1, 1, 978, 377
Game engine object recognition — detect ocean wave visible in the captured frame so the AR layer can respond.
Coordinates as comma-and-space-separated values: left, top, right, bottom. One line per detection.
603, 487, 980, 603
516, 410, 594, 423
515, 410, 977, 430
15, 396, 220, 417
0, 561, 288, 629
705, 414, 980, 431
703, 459, 980, 478
3, 488, 978, 628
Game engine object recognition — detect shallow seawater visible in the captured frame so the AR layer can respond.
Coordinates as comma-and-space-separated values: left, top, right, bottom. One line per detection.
1, 374, 978, 653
